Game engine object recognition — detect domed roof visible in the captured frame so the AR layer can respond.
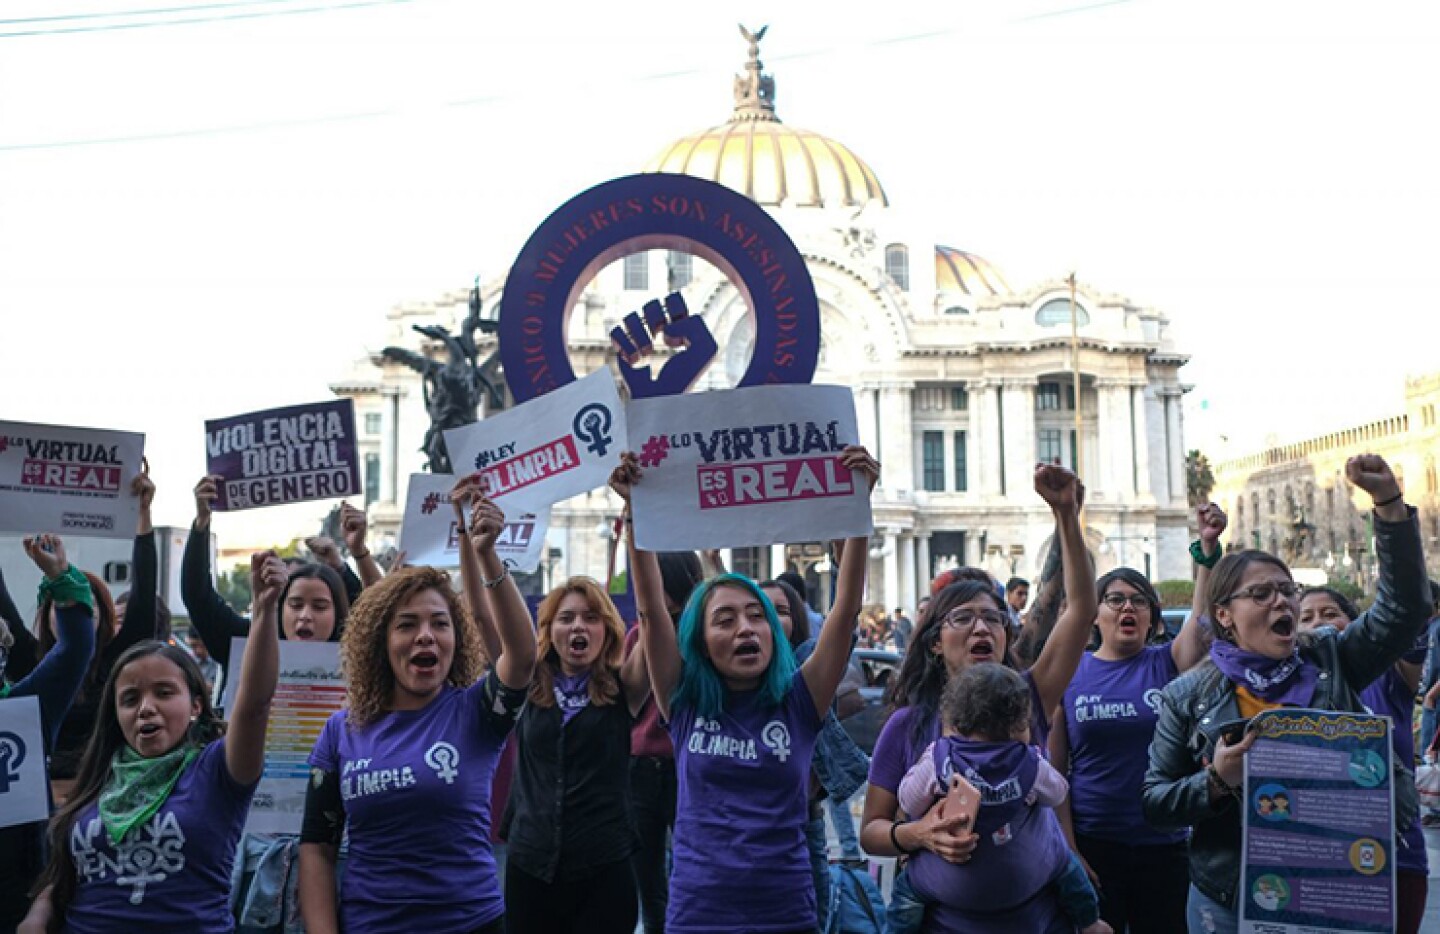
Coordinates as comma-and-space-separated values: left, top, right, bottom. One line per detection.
643, 26, 888, 210
935, 246, 1011, 298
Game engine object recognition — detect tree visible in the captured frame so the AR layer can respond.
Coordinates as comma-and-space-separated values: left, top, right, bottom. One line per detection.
216, 563, 253, 615
1187, 449, 1216, 507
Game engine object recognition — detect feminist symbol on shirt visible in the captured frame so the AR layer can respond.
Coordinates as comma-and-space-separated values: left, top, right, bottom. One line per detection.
1143, 688, 1164, 716
424, 741, 461, 784
761, 720, 792, 762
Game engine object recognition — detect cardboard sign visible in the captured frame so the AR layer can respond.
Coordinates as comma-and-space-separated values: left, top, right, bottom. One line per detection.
443, 367, 624, 516
626, 384, 871, 551
204, 400, 361, 511
0, 696, 49, 829
1240, 709, 1395, 934
0, 420, 143, 539
397, 472, 550, 571
223, 638, 345, 835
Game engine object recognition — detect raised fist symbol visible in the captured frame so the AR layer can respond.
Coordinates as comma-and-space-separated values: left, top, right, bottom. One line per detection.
610, 292, 718, 399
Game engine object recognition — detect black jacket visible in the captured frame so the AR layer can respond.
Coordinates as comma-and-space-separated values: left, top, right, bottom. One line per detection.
1142, 507, 1430, 909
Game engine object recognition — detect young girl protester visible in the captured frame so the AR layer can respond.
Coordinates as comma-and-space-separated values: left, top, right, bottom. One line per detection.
298, 494, 537, 934
1049, 502, 1218, 933
860, 463, 1097, 934
1144, 454, 1430, 934
893, 664, 1110, 934
19, 550, 285, 934
610, 444, 879, 934
0, 536, 98, 930
1298, 585, 1430, 932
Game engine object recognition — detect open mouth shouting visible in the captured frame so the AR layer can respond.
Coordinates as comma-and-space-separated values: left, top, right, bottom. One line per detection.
564, 631, 592, 660
733, 640, 764, 664
1116, 612, 1140, 637
967, 635, 996, 662
1268, 614, 1296, 642
410, 650, 440, 676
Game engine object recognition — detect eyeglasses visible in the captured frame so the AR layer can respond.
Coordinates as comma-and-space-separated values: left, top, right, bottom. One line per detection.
1221, 581, 1303, 606
939, 609, 1008, 631
1101, 593, 1151, 612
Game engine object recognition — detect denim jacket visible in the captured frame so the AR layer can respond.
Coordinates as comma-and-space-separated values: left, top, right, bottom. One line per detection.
795, 636, 871, 803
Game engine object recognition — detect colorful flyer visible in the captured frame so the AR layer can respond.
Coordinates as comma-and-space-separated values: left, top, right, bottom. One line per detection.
443, 367, 624, 517
0, 696, 49, 829
0, 420, 144, 539
396, 472, 549, 571
626, 383, 871, 551
223, 638, 345, 835
205, 400, 361, 511
1240, 708, 1394, 934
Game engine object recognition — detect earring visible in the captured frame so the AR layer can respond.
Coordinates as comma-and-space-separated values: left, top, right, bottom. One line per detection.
190, 715, 198, 723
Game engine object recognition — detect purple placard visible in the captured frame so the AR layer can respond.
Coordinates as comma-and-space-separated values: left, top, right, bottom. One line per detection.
204, 400, 360, 512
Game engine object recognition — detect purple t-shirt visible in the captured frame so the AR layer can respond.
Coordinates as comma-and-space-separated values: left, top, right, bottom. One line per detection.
1360, 667, 1427, 874
1063, 645, 1186, 845
63, 740, 255, 934
309, 671, 524, 933
666, 670, 823, 933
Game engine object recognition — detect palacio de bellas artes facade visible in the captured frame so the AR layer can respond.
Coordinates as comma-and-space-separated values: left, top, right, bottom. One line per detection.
330, 29, 1193, 611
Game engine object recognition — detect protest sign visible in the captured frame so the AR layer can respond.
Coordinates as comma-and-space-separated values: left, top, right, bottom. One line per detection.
0, 420, 143, 539
397, 472, 550, 571
626, 384, 871, 551
204, 400, 361, 511
223, 638, 345, 835
443, 367, 624, 516
1240, 708, 1394, 934
0, 696, 49, 829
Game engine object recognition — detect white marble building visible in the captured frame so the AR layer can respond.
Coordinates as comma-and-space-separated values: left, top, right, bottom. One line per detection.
331, 33, 1192, 607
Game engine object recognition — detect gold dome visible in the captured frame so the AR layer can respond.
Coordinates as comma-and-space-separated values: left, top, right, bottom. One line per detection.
935, 246, 1010, 297
643, 25, 888, 210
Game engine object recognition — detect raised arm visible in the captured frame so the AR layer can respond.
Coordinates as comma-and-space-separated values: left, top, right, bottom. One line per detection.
1028, 464, 1097, 715
226, 551, 284, 785
1015, 519, 1064, 666
801, 446, 878, 717
109, 471, 159, 665
452, 473, 503, 664
612, 452, 681, 721
0, 564, 40, 682
1173, 502, 1225, 672
340, 502, 384, 589
1337, 454, 1431, 691
182, 474, 250, 669
13, 535, 97, 746
466, 495, 537, 692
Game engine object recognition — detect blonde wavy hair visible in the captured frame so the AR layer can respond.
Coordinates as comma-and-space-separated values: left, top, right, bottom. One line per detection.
341, 566, 485, 728
529, 577, 626, 709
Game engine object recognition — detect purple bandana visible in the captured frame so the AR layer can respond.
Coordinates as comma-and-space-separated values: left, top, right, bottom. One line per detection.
553, 671, 591, 724
1209, 639, 1317, 706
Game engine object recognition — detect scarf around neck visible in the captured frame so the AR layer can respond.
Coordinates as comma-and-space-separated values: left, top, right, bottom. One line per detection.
553, 671, 592, 724
99, 741, 201, 845
1209, 639, 1318, 706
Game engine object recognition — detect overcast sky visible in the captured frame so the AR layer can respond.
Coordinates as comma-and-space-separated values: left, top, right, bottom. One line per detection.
3, 0, 1438, 547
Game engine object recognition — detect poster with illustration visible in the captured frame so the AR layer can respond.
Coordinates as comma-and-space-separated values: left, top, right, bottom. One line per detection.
1240, 708, 1394, 933
0, 697, 48, 829
625, 384, 871, 550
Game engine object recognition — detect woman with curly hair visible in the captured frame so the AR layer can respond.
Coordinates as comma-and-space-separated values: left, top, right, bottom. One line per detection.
19, 550, 284, 933
501, 575, 649, 933
610, 444, 879, 934
298, 495, 536, 934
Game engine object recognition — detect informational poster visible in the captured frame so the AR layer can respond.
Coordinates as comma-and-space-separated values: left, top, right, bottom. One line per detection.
443, 367, 624, 516
0, 696, 49, 829
626, 384, 872, 551
1241, 709, 1395, 934
223, 639, 345, 835
396, 472, 550, 571
204, 400, 361, 511
0, 420, 143, 539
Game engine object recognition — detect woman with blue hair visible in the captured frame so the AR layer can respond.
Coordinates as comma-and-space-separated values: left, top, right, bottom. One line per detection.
609, 445, 878, 934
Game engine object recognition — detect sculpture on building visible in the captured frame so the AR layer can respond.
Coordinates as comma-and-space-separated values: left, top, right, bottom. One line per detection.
381, 278, 505, 473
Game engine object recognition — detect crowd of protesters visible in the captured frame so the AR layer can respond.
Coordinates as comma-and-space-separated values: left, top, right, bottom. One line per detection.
2, 445, 1436, 934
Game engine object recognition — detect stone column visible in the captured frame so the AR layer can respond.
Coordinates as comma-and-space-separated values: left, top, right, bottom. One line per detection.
898, 534, 916, 613
916, 532, 932, 593
855, 384, 879, 455
1096, 379, 1136, 498
1165, 390, 1186, 507
379, 388, 400, 506
879, 383, 916, 496
1130, 380, 1152, 497
770, 542, 788, 578
882, 530, 899, 612
1001, 379, 1037, 502
972, 380, 1002, 496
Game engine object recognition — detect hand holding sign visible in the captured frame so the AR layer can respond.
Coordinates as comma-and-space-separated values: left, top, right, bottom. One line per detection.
608, 451, 640, 505
250, 551, 287, 612
467, 495, 507, 555
839, 445, 880, 492
132, 466, 156, 511
194, 474, 223, 528
22, 533, 69, 580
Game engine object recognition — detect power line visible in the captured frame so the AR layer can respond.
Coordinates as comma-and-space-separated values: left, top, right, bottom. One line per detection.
0, 0, 416, 38
0, 0, 308, 27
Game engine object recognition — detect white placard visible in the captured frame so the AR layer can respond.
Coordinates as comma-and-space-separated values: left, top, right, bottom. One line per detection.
0, 421, 143, 539
0, 696, 49, 829
223, 639, 345, 836
397, 472, 550, 571
627, 384, 872, 551
443, 367, 625, 516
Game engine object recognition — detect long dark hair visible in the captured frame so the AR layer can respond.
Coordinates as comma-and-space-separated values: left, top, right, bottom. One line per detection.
760, 578, 810, 648
35, 641, 225, 914
1095, 567, 1164, 643
886, 578, 1017, 750
277, 563, 350, 640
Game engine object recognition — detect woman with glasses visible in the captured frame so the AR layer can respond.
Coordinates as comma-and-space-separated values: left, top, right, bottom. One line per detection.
1048, 504, 1218, 933
1143, 454, 1431, 934
859, 464, 1098, 933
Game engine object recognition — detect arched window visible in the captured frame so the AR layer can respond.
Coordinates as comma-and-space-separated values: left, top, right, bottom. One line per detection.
1035, 298, 1090, 328
943, 305, 969, 316
885, 244, 910, 291
1267, 489, 1276, 516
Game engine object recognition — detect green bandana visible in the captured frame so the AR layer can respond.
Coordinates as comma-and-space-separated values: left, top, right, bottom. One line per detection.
98, 742, 201, 845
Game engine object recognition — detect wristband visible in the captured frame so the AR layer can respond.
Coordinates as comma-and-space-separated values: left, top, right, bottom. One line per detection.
1373, 491, 1403, 509
1206, 763, 1239, 798
890, 819, 916, 855
38, 564, 94, 612
352, 550, 371, 560
1190, 540, 1221, 569
481, 565, 510, 589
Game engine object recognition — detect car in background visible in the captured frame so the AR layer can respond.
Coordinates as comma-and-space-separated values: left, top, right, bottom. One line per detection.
839, 648, 902, 756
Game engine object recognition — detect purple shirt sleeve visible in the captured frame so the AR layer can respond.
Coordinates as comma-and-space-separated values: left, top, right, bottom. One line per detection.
897, 740, 940, 817
1032, 753, 1069, 808
869, 706, 926, 794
